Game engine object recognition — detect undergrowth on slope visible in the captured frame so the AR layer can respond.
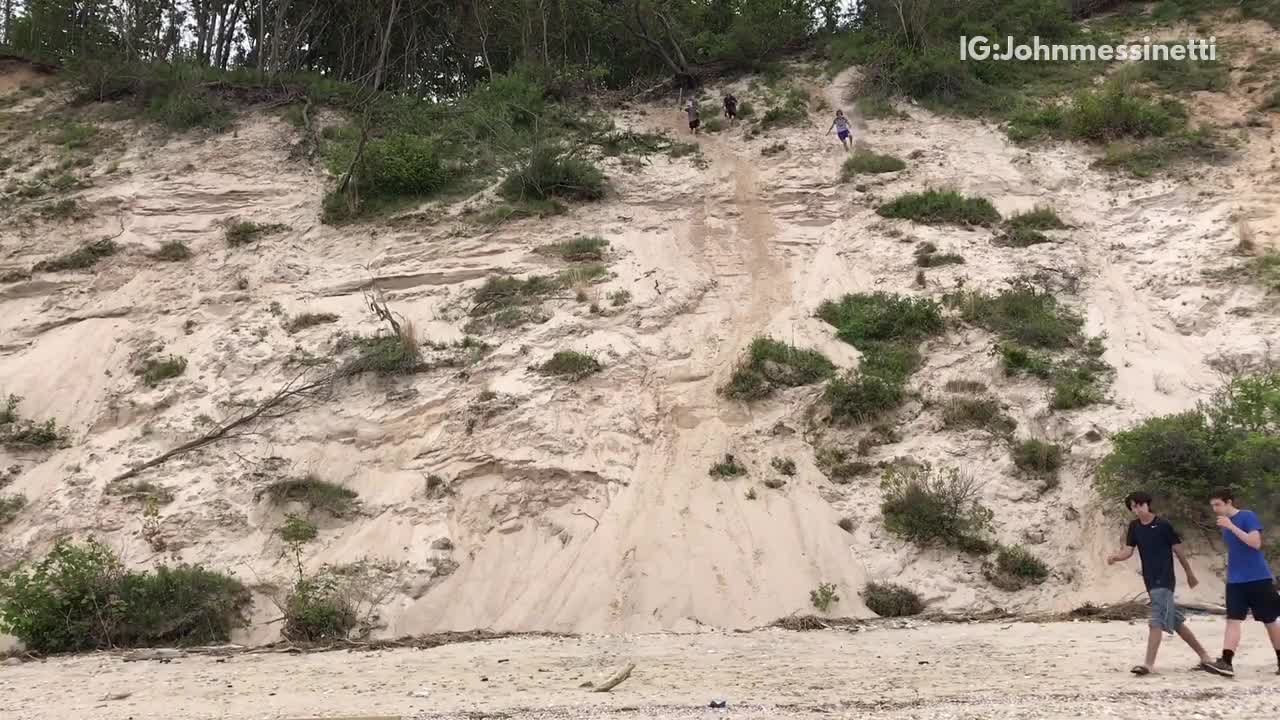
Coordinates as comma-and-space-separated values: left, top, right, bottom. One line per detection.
881, 464, 994, 555
817, 293, 943, 423
0, 539, 250, 654
861, 581, 924, 617
721, 336, 835, 401
841, 148, 906, 180
951, 279, 1111, 410
986, 545, 1050, 590
260, 475, 359, 517
877, 189, 1000, 226
536, 350, 602, 381
137, 354, 188, 387
1097, 371, 1280, 550
32, 239, 117, 272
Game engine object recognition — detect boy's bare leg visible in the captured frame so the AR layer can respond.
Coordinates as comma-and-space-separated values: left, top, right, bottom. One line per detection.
1142, 626, 1162, 670
1175, 623, 1212, 662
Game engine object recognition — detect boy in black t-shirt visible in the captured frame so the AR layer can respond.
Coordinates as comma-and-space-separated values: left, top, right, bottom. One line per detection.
1108, 491, 1221, 675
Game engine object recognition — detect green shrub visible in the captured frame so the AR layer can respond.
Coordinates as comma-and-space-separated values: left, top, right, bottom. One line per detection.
500, 146, 606, 202
1096, 128, 1226, 177
261, 475, 359, 517
1263, 87, 1280, 112
825, 371, 905, 423
558, 263, 607, 287
877, 189, 1000, 226
956, 280, 1083, 349
137, 354, 188, 387
472, 274, 559, 312
861, 581, 924, 617
32, 239, 118, 273
880, 464, 994, 553
721, 337, 835, 400
537, 236, 609, 262
941, 396, 1016, 435
346, 331, 421, 375
817, 293, 944, 347
0, 539, 250, 654
841, 150, 906, 180
1136, 56, 1228, 93
0, 394, 17, 425
537, 350, 601, 381
1007, 206, 1066, 231
810, 582, 839, 612
148, 91, 232, 131
818, 293, 944, 424
709, 453, 747, 478
1062, 86, 1177, 141
1051, 363, 1108, 409
283, 571, 357, 642
915, 252, 965, 268
357, 134, 449, 198
286, 312, 340, 333
0, 494, 26, 526
105, 479, 175, 504
995, 226, 1052, 248
1247, 252, 1280, 292
153, 240, 192, 261
608, 289, 632, 306
996, 545, 1050, 583
52, 121, 98, 149
280, 514, 318, 544
995, 341, 1054, 379
944, 379, 987, 394
1013, 438, 1063, 475
771, 456, 797, 476
225, 220, 288, 246
1097, 411, 1219, 528
760, 87, 810, 129
1, 416, 63, 448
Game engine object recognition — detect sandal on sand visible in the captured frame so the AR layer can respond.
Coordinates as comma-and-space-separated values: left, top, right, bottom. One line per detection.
1131, 665, 1152, 675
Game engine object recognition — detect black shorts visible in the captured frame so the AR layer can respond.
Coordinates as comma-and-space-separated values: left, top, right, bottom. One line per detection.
689, 118, 700, 129
725, 108, 736, 118
1226, 579, 1280, 623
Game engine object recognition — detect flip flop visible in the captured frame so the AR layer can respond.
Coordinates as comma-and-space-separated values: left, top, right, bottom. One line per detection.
1130, 665, 1152, 675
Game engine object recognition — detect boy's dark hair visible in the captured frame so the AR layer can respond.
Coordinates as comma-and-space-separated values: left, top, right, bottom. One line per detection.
1209, 487, 1236, 504
1124, 491, 1154, 510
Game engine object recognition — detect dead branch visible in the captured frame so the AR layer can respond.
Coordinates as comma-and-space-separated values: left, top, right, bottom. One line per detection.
593, 663, 635, 692
572, 508, 601, 531
110, 370, 335, 483
363, 289, 404, 336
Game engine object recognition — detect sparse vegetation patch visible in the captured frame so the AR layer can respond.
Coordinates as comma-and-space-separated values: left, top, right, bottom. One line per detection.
32, 239, 117, 273
862, 582, 924, 617
536, 350, 601, 381
225, 220, 289, 247
261, 475, 359, 517
0, 539, 250, 654
721, 337, 835, 401
841, 149, 905, 180
877, 189, 1000, 226
709, 453, 747, 478
881, 464, 994, 554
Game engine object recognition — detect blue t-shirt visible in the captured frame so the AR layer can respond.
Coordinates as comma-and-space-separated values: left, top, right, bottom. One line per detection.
1224, 509, 1274, 584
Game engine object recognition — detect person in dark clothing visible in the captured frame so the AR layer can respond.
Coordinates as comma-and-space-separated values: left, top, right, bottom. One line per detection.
1108, 491, 1218, 675
1205, 487, 1280, 677
723, 93, 738, 124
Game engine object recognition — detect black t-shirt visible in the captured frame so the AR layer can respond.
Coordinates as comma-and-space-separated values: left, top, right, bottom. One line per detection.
1126, 516, 1182, 590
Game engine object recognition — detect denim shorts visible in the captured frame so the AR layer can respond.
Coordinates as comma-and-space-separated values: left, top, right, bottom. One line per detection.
1149, 587, 1185, 633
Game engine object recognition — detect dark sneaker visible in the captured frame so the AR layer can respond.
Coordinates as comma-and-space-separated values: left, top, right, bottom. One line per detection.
1203, 659, 1235, 678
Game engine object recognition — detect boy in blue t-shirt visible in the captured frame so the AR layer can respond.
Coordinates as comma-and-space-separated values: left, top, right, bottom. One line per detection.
1206, 487, 1280, 677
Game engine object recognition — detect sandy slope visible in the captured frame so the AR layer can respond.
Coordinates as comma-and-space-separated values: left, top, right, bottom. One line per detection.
1, 19, 1280, 647
5, 619, 1280, 720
